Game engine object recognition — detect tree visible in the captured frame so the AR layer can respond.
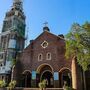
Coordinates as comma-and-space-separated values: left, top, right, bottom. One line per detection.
65, 22, 90, 71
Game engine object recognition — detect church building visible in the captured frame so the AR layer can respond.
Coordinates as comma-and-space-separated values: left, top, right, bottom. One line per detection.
14, 26, 73, 88
0, 0, 90, 90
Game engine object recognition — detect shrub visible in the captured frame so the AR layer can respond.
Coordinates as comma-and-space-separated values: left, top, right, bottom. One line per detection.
38, 79, 47, 90
64, 86, 72, 90
0, 80, 6, 88
7, 80, 16, 90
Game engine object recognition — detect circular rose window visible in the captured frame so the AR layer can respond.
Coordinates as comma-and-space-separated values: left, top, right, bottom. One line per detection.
41, 41, 48, 48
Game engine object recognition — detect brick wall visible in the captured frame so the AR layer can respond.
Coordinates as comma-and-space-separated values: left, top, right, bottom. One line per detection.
13, 31, 72, 88
18, 31, 71, 73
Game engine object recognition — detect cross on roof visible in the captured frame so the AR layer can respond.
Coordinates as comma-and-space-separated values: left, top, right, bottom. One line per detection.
43, 22, 48, 27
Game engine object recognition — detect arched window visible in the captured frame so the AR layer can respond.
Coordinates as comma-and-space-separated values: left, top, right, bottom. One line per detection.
46, 53, 51, 60
38, 53, 43, 61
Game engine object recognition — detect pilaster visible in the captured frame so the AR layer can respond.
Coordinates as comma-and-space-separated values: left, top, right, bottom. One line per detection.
71, 57, 77, 90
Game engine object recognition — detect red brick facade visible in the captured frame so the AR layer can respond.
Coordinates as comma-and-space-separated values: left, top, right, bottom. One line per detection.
13, 30, 84, 90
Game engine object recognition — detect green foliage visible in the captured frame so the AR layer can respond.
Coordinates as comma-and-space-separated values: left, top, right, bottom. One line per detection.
0, 80, 6, 88
11, 59, 16, 66
7, 80, 16, 90
64, 86, 72, 90
38, 79, 47, 89
7, 55, 16, 66
65, 22, 90, 71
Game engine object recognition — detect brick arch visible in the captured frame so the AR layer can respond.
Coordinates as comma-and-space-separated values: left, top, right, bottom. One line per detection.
40, 69, 54, 88
36, 63, 54, 73
22, 70, 31, 74
40, 70, 53, 80
59, 67, 72, 88
21, 70, 31, 88
59, 67, 71, 73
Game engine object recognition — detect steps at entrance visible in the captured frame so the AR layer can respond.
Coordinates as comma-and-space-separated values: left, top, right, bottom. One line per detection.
15, 88, 63, 90
0, 88, 63, 90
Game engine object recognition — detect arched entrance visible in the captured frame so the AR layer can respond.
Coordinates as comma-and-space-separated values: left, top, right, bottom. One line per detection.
21, 71, 31, 87
41, 70, 53, 88
59, 68, 72, 88
37, 64, 54, 88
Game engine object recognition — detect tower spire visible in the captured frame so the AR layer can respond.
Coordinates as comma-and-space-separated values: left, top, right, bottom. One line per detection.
13, 0, 22, 3
12, 0, 23, 12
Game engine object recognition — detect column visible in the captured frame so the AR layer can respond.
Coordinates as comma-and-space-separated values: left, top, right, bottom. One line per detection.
71, 57, 77, 90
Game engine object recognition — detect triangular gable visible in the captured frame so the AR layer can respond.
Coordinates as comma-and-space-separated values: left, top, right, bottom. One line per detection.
24, 31, 64, 51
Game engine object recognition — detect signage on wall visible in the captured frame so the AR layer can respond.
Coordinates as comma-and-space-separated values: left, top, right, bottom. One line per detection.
54, 72, 59, 80
32, 71, 36, 80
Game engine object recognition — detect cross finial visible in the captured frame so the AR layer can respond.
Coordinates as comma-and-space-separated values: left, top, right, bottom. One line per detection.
43, 22, 50, 32
43, 22, 48, 27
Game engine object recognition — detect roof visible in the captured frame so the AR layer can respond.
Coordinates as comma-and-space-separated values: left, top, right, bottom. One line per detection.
24, 30, 65, 51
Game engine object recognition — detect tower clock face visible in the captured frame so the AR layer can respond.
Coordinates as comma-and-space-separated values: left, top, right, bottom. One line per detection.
41, 41, 48, 48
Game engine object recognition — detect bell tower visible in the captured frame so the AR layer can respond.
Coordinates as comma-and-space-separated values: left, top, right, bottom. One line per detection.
0, 0, 26, 82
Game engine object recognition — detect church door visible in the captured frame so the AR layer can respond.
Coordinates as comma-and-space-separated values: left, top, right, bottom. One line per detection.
21, 71, 31, 87
59, 69, 72, 88
41, 70, 53, 88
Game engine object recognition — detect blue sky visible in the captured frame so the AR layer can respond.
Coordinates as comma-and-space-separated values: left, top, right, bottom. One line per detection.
0, 0, 90, 41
